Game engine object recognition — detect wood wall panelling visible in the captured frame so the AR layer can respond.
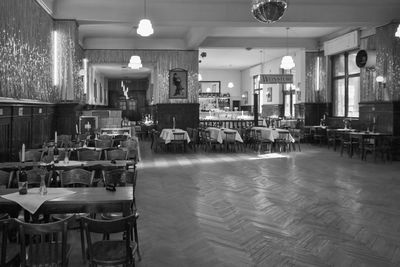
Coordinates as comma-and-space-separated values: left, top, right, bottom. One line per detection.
261, 104, 283, 118
156, 103, 199, 130
55, 103, 83, 137
0, 106, 12, 162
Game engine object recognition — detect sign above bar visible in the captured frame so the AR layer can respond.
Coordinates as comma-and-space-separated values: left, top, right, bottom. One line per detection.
258, 74, 293, 84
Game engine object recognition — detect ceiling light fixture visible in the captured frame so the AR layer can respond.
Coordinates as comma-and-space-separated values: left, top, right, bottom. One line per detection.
137, 0, 154, 37
251, 0, 287, 23
396, 24, 400, 38
280, 27, 295, 70
128, 55, 142, 69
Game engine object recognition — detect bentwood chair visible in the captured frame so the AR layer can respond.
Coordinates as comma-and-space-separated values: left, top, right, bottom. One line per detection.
254, 129, 272, 153
0, 217, 20, 267
223, 131, 237, 152
105, 149, 128, 160
100, 168, 141, 260
77, 149, 102, 161
327, 129, 340, 151
95, 139, 113, 149
19, 149, 43, 162
52, 169, 95, 263
121, 138, 139, 161
82, 214, 138, 267
171, 132, 186, 153
15, 215, 74, 267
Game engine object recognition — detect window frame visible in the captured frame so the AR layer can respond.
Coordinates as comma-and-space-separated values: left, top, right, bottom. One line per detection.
331, 50, 360, 118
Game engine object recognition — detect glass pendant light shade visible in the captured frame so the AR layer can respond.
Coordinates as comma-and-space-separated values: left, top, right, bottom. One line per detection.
251, 0, 287, 23
228, 82, 234, 88
280, 55, 295, 70
137, 19, 154, 37
396, 24, 400, 38
128, 55, 142, 69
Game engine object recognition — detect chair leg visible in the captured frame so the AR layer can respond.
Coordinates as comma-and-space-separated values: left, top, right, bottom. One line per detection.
133, 219, 141, 261
80, 219, 86, 263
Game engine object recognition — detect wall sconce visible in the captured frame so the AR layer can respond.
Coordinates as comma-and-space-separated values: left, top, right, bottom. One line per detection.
227, 82, 234, 88
376, 75, 386, 88
395, 24, 400, 38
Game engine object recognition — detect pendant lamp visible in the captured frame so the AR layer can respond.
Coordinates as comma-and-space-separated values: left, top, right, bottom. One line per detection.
251, 0, 287, 23
128, 55, 142, 69
137, 0, 154, 37
280, 27, 295, 70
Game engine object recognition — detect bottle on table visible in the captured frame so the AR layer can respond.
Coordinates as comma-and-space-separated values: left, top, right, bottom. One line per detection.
39, 174, 47, 196
18, 167, 28, 195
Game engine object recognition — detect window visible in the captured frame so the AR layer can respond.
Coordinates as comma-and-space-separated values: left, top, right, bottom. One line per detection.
332, 51, 360, 117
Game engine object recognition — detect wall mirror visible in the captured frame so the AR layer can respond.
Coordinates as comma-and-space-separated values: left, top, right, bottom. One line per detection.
199, 81, 221, 96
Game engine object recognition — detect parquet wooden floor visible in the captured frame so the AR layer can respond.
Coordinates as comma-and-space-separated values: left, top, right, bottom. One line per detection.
69, 141, 400, 267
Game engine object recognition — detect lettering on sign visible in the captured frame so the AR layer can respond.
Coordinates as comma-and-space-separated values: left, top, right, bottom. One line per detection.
0, 109, 3, 116
258, 74, 293, 84
18, 107, 23, 116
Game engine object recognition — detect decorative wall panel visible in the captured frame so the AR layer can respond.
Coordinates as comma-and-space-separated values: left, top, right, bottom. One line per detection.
85, 50, 199, 104
305, 51, 327, 103
0, 0, 53, 101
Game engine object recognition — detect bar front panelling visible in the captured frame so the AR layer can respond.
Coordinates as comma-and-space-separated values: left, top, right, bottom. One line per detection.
85, 50, 199, 104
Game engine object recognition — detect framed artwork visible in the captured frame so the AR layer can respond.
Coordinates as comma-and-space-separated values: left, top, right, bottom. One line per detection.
169, 68, 188, 99
266, 87, 272, 102
79, 116, 98, 135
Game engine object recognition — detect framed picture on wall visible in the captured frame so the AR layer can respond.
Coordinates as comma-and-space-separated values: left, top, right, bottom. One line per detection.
169, 68, 188, 99
266, 87, 272, 102
79, 116, 98, 135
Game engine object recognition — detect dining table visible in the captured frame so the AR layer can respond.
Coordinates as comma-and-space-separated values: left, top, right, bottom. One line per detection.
0, 160, 135, 172
252, 127, 295, 143
205, 127, 244, 144
0, 187, 134, 217
160, 128, 191, 144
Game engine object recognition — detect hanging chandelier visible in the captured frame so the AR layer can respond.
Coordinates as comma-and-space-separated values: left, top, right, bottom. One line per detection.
280, 27, 295, 70
251, 0, 287, 23
128, 55, 142, 69
137, 0, 154, 37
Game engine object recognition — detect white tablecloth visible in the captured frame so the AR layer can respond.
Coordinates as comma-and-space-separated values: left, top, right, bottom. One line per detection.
252, 127, 295, 143
1, 188, 76, 214
205, 127, 243, 144
160, 129, 191, 144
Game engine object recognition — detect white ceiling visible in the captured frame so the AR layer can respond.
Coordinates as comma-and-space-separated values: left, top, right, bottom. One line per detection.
41, 0, 400, 75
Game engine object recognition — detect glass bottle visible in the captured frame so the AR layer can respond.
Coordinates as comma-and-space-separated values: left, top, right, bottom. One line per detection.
18, 167, 28, 195
64, 149, 69, 164
53, 145, 59, 162
39, 174, 47, 196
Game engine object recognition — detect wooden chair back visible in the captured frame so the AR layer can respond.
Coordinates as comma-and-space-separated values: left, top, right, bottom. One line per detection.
82, 214, 137, 266
77, 149, 102, 161
19, 168, 51, 187
59, 169, 94, 187
98, 135, 112, 141
105, 149, 128, 160
57, 135, 72, 148
0, 170, 13, 189
224, 132, 236, 143
95, 139, 113, 148
1, 217, 19, 266
15, 215, 74, 267
19, 149, 43, 162
102, 168, 127, 187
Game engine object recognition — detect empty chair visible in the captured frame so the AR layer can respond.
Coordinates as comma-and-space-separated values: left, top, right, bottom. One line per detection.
97, 135, 113, 141
170, 132, 186, 153
0, 170, 14, 189
95, 139, 113, 149
204, 131, 221, 152
223, 131, 237, 152
0, 217, 19, 267
57, 135, 73, 148
327, 129, 340, 151
82, 214, 138, 267
113, 134, 128, 147
19, 149, 43, 162
53, 169, 95, 263
313, 127, 327, 146
289, 128, 302, 152
15, 215, 74, 267
105, 149, 128, 160
77, 149, 102, 161
100, 168, 140, 260
121, 138, 139, 160
254, 129, 272, 153
150, 130, 165, 153
274, 131, 291, 152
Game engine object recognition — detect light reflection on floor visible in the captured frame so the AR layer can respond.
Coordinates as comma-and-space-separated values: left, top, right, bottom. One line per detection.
137, 153, 289, 169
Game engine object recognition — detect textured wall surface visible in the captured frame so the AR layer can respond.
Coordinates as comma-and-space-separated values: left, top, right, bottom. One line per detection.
305, 51, 327, 103
0, 0, 53, 101
0, 0, 83, 103
85, 49, 199, 104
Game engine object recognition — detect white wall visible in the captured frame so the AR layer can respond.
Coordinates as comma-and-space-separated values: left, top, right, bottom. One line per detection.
199, 69, 241, 109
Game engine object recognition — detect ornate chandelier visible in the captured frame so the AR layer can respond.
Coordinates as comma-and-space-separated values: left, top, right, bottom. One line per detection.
251, 0, 287, 23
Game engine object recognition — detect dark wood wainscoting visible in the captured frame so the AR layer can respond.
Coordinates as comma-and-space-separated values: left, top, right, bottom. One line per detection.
54, 102, 83, 137
359, 101, 400, 135
301, 103, 331, 126
156, 103, 199, 130
0, 100, 55, 161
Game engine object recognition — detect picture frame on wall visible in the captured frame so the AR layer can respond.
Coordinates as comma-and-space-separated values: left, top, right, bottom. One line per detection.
169, 68, 188, 99
79, 116, 98, 135
266, 87, 272, 102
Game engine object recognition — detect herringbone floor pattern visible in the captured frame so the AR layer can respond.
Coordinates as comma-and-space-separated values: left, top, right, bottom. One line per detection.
70, 141, 400, 267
